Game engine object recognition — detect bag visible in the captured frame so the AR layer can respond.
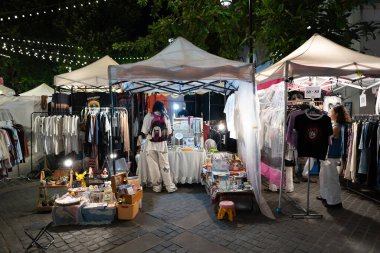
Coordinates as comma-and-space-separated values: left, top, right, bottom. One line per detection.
149, 113, 168, 142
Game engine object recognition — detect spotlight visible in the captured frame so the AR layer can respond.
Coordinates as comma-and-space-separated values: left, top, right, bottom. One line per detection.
109, 153, 117, 159
64, 159, 73, 167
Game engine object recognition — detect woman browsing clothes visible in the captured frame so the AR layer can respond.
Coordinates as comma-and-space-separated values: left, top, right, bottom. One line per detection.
141, 101, 177, 193
318, 105, 351, 208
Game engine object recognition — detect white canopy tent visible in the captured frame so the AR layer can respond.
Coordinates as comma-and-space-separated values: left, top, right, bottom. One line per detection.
109, 37, 252, 94
19, 83, 54, 96
54, 55, 119, 90
108, 37, 275, 219
256, 33, 380, 90
0, 85, 16, 96
255, 33, 380, 216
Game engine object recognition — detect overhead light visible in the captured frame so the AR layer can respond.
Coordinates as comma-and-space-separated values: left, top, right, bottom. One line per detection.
220, 0, 232, 7
173, 103, 180, 110
109, 153, 117, 159
218, 122, 226, 131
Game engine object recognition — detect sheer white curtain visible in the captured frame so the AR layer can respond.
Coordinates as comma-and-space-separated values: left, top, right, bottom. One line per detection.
234, 81, 275, 219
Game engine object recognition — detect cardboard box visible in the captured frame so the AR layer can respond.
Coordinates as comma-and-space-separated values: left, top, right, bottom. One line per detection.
127, 176, 141, 189
117, 203, 139, 220
116, 189, 143, 204
111, 172, 127, 193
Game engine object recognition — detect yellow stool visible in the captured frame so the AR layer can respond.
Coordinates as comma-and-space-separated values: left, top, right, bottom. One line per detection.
217, 200, 236, 222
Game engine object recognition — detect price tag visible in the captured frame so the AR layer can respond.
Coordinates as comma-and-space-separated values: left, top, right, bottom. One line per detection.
304, 86, 321, 98
360, 93, 367, 107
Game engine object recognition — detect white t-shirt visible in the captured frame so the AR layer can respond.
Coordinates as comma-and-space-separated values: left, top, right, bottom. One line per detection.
141, 112, 172, 152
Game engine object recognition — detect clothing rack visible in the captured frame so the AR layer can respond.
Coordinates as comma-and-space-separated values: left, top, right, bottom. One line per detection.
345, 114, 380, 204
352, 114, 380, 121
29, 111, 76, 173
82, 106, 129, 175
281, 98, 323, 219
0, 109, 26, 179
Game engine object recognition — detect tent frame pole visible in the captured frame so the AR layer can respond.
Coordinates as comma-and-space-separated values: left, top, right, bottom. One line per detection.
276, 61, 289, 214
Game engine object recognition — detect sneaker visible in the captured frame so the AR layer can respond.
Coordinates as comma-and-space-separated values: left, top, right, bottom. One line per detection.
166, 186, 177, 193
152, 186, 162, 193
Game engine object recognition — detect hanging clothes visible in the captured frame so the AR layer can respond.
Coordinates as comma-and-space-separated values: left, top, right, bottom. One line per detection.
32, 115, 79, 155
293, 110, 333, 160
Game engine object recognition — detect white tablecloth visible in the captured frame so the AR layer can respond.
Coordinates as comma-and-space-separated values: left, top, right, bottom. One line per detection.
138, 149, 206, 185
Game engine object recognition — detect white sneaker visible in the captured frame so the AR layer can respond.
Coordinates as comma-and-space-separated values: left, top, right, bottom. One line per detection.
166, 186, 177, 193
152, 186, 162, 193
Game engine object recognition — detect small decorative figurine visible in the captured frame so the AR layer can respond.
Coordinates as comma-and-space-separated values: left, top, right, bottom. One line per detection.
75, 171, 87, 188
88, 167, 93, 179
101, 168, 108, 178
229, 159, 243, 171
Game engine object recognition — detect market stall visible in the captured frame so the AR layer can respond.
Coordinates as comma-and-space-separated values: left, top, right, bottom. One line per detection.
256, 33, 380, 216
20, 83, 54, 97
108, 37, 274, 219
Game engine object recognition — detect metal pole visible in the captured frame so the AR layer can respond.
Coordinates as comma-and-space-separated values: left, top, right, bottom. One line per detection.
208, 92, 211, 122
276, 61, 289, 214
108, 78, 115, 175
249, 0, 253, 64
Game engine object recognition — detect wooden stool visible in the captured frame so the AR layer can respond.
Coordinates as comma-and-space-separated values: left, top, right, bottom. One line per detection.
217, 200, 236, 222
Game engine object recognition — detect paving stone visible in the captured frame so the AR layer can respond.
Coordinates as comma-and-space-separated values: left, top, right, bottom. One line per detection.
73, 244, 85, 252
87, 244, 100, 251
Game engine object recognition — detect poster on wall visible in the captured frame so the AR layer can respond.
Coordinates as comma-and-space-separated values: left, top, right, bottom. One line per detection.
360, 93, 367, 107
87, 96, 100, 108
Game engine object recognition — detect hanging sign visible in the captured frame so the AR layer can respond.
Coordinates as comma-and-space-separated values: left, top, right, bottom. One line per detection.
304, 86, 321, 98
360, 93, 367, 107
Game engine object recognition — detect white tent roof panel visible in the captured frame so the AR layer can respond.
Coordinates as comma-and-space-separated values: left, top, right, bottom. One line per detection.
54, 55, 118, 89
0, 85, 15, 96
256, 34, 380, 86
109, 37, 253, 86
19, 83, 54, 96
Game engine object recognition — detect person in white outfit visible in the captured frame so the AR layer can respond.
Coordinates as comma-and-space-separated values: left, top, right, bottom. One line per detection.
141, 101, 177, 193
318, 105, 350, 208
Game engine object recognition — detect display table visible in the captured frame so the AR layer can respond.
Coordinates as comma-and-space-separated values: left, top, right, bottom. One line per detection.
138, 149, 206, 185
201, 170, 257, 211
52, 202, 116, 225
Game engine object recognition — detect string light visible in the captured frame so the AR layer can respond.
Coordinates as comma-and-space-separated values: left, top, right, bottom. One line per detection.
0, 53, 11, 58
0, 36, 79, 49
1, 42, 148, 65
1, 41, 100, 59
0, 0, 108, 23
1, 42, 88, 66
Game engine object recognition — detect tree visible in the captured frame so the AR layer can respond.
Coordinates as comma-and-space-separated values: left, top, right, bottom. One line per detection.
0, 0, 151, 93
115, 0, 380, 66
113, 0, 249, 61
253, 0, 380, 63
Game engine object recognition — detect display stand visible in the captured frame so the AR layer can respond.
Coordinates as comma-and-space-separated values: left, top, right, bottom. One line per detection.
291, 158, 323, 219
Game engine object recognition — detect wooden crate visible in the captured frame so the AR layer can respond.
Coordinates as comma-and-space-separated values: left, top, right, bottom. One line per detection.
116, 189, 143, 204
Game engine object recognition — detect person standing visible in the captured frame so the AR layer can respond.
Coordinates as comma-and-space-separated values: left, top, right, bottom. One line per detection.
141, 101, 177, 193
318, 105, 351, 208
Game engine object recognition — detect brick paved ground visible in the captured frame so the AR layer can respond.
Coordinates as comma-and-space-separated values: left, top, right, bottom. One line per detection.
0, 176, 379, 253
